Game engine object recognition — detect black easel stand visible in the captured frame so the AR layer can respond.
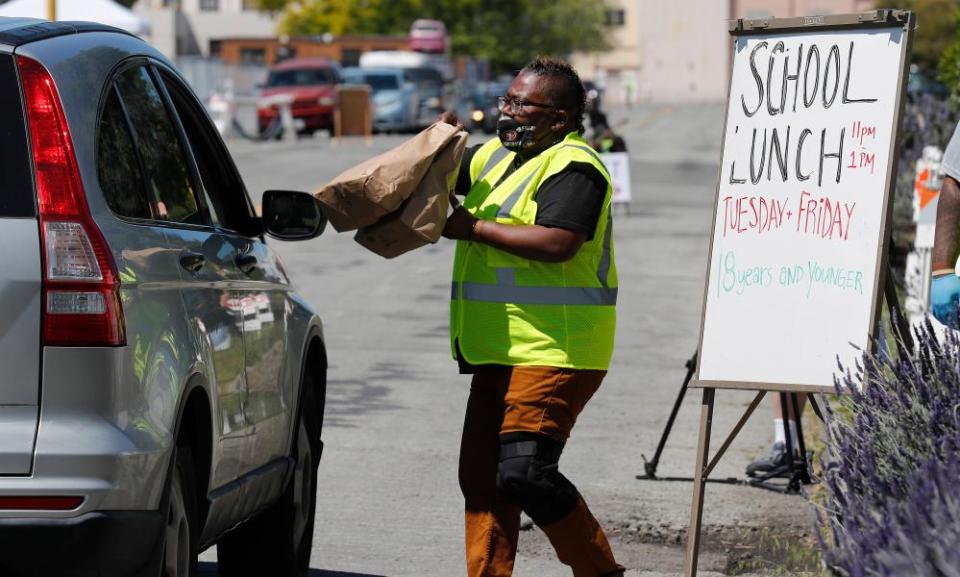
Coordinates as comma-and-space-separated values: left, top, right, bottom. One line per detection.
638, 265, 906, 493
637, 353, 824, 494
640, 351, 697, 479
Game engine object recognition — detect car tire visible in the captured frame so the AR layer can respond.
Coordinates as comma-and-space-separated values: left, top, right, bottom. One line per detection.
218, 385, 320, 577
163, 444, 199, 577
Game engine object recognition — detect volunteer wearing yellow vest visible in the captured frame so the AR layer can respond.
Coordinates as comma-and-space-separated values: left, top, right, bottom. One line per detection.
440, 58, 624, 577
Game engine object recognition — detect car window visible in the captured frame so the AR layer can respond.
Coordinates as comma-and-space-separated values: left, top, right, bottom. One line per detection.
97, 87, 153, 220
341, 70, 362, 84
159, 69, 259, 237
113, 65, 204, 225
0, 54, 33, 218
412, 20, 444, 32
266, 67, 336, 87
364, 74, 400, 91
403, 68, 442, 86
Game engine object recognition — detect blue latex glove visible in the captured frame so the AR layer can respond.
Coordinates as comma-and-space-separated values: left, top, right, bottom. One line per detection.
931, 274, 960, 329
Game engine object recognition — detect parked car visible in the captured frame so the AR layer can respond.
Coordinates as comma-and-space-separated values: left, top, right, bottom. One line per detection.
409, 19, 448, 54
358, 49, 453, 81
457, 81, 510, 134
402, 66, 446, 128
0, 17, 329, 577
258, 57, 341, 136
583, 79, 608, 130
583, 79, 604, 112
341, 66, 419, 133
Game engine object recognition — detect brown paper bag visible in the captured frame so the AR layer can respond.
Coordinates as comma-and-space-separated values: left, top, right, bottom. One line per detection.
314, 122, 461, 232
354, 131, 468, 258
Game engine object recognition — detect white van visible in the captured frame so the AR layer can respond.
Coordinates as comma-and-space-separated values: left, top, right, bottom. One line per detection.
359, 50, 453, 81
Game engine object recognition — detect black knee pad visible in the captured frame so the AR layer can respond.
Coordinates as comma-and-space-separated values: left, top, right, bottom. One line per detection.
496, 432, 579, 525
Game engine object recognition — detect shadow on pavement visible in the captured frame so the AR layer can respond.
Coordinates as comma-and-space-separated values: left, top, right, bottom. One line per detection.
199, 562, 387, 577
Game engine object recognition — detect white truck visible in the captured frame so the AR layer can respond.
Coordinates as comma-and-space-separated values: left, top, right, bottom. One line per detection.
359, 50, 452, 128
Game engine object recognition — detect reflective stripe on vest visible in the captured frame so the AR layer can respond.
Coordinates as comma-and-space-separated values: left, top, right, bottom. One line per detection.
452, 134, 616, 369
476, 146, 511, 183
598, 215, 613, 288
494, 143, 608, 220
451, 279, 618, 306
452, 205, 618, 306
497, 169, 540, 218
455, 141, 617, 306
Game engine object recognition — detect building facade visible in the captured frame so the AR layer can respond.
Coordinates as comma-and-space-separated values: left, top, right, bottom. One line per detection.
734, 0, 875, 20
573, 0, 878, 104
133, 0, 280, 58
216, 35, 409, 66
570, 0, 642, 108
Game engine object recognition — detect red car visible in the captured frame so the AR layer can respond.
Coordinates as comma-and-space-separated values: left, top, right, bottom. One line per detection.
257, 57, 341, 135
409, 19, 448, 54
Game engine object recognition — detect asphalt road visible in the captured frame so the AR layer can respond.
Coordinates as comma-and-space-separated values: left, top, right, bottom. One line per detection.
201, 104, 817, 576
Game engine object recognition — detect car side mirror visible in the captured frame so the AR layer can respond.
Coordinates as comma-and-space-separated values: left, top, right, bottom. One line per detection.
261, 190, 327, 240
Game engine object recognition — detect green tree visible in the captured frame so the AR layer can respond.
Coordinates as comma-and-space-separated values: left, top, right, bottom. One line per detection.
876, 0, 960, 72
251, 0, 610, 71
252, 0, 290, 13
939, 10, 960, 94
272, 0, 402, 36
449, 0, 610, 70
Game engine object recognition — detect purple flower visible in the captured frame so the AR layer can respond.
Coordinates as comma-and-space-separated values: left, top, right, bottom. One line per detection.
819, 321, 960, 575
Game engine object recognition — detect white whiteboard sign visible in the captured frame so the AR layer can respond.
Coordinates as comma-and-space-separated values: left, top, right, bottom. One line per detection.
602, 152, 633, 204
698, 26, 907, 390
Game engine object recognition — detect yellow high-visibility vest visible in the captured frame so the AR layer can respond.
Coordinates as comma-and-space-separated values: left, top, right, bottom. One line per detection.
450, 132, 617, 369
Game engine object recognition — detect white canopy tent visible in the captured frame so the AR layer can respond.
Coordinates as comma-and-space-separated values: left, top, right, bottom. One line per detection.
0, 0, 150, 36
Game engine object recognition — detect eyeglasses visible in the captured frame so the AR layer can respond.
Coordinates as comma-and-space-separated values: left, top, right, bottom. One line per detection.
497, 95, 555, 114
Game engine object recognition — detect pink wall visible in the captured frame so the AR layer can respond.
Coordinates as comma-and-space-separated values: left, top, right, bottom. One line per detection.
637, 0, 729, 102
637, 0, 878, 102
733, 0, 875, 19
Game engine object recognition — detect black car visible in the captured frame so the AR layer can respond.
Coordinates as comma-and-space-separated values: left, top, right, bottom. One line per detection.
460, 81, 509, 134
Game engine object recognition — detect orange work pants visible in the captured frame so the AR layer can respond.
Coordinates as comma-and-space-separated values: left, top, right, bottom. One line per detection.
458, 366, 625, 577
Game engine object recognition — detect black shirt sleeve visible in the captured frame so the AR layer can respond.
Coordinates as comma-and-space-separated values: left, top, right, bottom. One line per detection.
533, 162, 607, 241
455, 144, 483, 196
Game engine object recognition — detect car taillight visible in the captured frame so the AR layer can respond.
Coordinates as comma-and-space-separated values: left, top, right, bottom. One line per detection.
0, 496, 84, 510
18, 55, 125, 347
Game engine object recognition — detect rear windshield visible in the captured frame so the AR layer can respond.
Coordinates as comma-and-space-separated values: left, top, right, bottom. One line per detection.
362, 74, 400, 91
266, 67, 337, 87
0, 53, 35, 217
413, 21, 444, 32
403, 68, 442, 86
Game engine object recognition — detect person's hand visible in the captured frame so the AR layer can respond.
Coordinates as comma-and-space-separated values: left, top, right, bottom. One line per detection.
442, 206, 477, 240
437, 111, 464, 131
931, 274, 960, 329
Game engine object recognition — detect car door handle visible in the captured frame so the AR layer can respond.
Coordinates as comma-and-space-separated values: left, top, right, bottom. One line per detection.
179, 251, 206, 274
235, 253, 259, 275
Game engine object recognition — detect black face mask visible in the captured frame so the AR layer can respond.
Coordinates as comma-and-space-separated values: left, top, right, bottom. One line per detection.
496, 116, 538, 152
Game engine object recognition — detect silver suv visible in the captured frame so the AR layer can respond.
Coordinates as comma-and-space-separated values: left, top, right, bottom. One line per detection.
0, 18, 329, 577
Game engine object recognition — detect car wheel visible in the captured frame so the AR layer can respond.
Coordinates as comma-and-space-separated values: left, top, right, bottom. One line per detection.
163, 445, 198, 577
218, 386, 319, 577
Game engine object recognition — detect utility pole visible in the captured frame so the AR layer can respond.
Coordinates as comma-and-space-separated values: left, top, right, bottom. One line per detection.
47, 0, 55, 21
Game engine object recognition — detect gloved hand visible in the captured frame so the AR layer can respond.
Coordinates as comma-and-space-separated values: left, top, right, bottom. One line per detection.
931, 274, 960, 329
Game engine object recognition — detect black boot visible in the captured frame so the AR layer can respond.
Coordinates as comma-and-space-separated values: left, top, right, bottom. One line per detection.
745, 442, 792, 478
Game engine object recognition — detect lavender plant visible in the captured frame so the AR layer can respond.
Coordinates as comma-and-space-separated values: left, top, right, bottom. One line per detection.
819, 320, 960, 576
